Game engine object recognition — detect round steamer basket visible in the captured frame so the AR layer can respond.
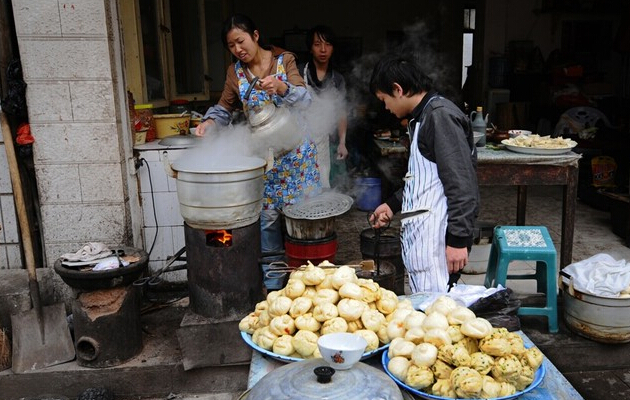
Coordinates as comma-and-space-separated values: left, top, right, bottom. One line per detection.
284, 233, 338, 268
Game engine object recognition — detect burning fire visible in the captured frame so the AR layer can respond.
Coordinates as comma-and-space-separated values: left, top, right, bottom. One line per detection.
205, 229, 233, 247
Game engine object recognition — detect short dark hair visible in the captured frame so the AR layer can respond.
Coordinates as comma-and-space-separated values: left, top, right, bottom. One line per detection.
221, 14, 258, 48
306, 25, 337, 49
369, 54, 433, 96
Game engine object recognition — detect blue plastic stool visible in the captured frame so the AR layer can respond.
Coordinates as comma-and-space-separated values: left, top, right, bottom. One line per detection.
484, 226, 559, 333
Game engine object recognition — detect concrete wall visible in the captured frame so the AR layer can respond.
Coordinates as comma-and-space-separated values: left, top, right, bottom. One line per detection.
10, 0, 141, 268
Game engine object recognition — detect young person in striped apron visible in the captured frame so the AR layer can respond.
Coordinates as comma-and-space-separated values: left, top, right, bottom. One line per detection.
368, 55, 479, 293
196, 14, 321, 291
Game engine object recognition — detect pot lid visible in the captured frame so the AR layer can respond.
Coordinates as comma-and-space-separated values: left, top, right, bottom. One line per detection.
283, 191, 353, 220
159, 134, 200, 147
246, 359, 403, 400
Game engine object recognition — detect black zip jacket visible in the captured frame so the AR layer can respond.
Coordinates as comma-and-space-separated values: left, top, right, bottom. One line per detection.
385, 92, 479, 248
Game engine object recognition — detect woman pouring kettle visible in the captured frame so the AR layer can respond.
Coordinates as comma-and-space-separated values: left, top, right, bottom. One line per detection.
195, 14, 321, 291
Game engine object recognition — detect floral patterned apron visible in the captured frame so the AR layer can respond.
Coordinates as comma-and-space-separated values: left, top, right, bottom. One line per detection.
235, 56, 320, 210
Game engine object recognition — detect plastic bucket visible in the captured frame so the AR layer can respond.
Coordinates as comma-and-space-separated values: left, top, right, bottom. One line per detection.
354, 177, 381, 211
284, 234, 337, 268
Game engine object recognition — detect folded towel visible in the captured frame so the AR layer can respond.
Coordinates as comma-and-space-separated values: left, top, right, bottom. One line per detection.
61, 242, 112, 262
564, 253, 630, 297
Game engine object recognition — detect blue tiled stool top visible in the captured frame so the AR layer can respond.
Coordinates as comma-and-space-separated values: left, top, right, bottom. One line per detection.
497, 226, 554, 250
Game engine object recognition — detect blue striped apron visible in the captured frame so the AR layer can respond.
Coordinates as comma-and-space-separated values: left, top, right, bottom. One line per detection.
400, 95, 449, 293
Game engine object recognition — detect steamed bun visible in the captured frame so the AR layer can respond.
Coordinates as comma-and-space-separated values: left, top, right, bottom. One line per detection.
388, 356, 411, 381
331, 265, 358, 289
411, 342, 438, 367
294, 313, 321, 332
388, 337, 416, 358
273, 334, 295, 356
338, 282, 363, 300
292, 329, 319, 357
289, 296, 313, 318
354, 329, 380, 351
337, 298, 367, 321
460, 317, 493, 339
320, 317, 348, 335
268, 296, 293, 317
284, 278, 306, 299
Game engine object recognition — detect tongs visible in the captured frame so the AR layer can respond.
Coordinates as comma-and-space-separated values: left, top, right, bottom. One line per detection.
133, 246, 187, 287
265, 260, 376, 279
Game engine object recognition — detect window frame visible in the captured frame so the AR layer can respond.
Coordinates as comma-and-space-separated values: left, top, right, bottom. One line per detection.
127, 0, 223, 106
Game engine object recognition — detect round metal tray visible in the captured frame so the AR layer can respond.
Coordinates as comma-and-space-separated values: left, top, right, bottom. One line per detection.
283, 192, 353, 220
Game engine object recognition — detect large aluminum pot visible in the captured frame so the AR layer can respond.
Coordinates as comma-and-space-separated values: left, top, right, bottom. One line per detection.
163, 149, 266, 229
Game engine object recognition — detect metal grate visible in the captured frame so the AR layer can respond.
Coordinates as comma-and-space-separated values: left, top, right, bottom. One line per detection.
283, 192, 353, 219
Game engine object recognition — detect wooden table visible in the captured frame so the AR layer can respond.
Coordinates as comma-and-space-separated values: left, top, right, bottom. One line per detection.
476, 148, 581, 268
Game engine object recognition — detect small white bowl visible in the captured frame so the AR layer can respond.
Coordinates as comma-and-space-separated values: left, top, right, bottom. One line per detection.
317, 333, 367, 370
508, 129, 532, 138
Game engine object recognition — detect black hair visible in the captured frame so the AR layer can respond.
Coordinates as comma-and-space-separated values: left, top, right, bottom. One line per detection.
369, 54, 433, 97
306, 25, 337, 49
221, 14, 258, 48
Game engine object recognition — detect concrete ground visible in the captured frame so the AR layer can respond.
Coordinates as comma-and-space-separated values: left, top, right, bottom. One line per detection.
1, 185, 630, 399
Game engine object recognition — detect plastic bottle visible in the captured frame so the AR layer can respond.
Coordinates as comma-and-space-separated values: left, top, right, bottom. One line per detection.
470, 106, 487, 147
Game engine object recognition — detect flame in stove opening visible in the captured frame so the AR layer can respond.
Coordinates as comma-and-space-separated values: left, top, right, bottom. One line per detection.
205, 229, 233, 247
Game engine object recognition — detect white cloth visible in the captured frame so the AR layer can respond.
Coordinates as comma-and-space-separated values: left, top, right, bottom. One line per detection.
563, 253, 630, 297
60, 242, 111, 262
401, 95, 449, 293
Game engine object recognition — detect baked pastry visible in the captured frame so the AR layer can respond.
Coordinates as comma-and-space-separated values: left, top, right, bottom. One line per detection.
479, 336, 512, 357
431, 378, 457, 398
491, 354, 523, 384
470, 351, 495, 375
520, 346, 544, 370
450, 366, 483, 398
431, 359, 454, 380
480, 375, 502, 398
406, 364, 435, 390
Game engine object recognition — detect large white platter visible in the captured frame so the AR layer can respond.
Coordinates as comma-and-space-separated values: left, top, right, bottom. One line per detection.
501, 140, 577, 155
382, 350, 545, 400
240, 331, 388, 363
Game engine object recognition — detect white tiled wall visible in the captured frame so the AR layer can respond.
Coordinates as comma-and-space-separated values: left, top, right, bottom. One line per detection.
0, 141, 22, 269
135, 143, 190, 281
